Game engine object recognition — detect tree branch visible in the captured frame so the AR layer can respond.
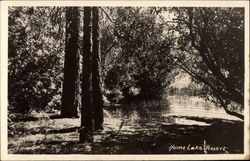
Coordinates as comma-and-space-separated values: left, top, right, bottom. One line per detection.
100, 7, 114, 23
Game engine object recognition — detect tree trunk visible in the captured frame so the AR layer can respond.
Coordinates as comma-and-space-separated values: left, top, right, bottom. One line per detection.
92, 7, 104, 130
61, 7, 79, 118
80, 7, 94, 143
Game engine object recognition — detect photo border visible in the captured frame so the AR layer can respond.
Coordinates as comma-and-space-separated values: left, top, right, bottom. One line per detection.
1, 0, 249, 160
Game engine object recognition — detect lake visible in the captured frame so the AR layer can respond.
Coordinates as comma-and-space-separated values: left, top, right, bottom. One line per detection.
103, 96, 241, 133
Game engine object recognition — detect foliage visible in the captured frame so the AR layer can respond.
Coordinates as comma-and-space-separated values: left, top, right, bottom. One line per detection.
101, 7, 177, 102
8, 7, 65, 112
8, 6, 244, 120
168, 7, 244, 119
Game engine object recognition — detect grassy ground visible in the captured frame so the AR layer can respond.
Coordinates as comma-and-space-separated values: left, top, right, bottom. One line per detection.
8, 110, 243, 154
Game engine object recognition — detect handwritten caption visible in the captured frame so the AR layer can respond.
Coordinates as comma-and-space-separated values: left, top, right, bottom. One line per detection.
168, 143, 227, 153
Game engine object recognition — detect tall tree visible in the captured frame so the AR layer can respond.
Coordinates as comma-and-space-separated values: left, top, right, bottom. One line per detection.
61, 7, 79, 118
80, 7, 94, 142
92, 7, 104, 130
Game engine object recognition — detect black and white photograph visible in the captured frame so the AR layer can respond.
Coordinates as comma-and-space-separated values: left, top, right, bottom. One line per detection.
0, 0, 249, 160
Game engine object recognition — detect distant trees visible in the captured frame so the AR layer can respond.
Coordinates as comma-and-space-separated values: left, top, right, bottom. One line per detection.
61, 7, 80, 118
102, 7, 177, 103
169, 7, 244, 119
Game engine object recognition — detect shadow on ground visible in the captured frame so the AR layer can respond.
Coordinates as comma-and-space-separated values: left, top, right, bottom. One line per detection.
8, 113, 243, 154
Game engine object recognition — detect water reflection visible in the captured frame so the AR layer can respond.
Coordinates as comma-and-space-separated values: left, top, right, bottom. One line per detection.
166, 96, 241, 120
104, 96, 241, 132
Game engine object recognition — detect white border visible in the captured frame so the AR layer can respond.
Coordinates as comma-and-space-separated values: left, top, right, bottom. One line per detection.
1, 1, 249, 160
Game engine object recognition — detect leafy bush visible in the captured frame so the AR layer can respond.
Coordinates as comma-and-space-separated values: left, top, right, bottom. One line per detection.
8, 7, 65, 112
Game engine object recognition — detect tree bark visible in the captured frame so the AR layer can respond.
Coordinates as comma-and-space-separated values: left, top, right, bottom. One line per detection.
92, 7, 104, 130
61, 7, 79, 118
80, 7, 94, 143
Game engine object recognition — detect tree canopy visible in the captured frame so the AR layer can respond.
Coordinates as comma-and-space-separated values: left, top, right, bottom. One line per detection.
168, 7, 244, 119
102, 7, 177, 103
8, 6, 245, 120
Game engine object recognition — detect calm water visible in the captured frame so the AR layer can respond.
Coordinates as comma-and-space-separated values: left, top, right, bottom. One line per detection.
103, 96, 241, 132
